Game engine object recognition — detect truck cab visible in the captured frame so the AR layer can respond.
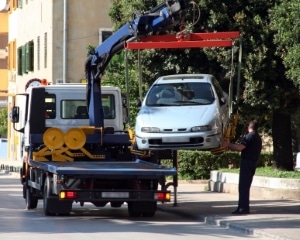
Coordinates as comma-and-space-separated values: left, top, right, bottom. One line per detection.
12, 83, 127, 161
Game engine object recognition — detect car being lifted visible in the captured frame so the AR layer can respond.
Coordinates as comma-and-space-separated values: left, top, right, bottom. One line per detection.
135, 74, 229, 150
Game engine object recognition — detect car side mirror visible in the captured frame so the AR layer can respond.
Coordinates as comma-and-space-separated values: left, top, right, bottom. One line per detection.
11, 106, 20, 123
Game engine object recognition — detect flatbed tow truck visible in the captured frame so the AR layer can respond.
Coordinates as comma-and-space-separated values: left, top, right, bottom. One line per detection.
10, 0, 241, 217
10, 1, 190, 217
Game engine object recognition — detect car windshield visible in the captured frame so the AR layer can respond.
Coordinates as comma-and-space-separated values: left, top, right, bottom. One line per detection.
146, 82, 215, 106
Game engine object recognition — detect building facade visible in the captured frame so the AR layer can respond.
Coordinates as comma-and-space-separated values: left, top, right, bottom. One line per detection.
7, 0, 112, 160
0, 4, 8, 108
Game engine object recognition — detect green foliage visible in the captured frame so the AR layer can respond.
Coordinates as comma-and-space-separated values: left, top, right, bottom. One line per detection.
105, 1, 300, 171
220, 166, 300, 179
107, 0, 299, 135
270, 0, 300, 85
0, 108, 8, 137
196, 0, 298, 132
170, 150, 274, 180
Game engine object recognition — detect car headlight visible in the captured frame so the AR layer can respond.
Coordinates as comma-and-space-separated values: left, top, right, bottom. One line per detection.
191, 125, 212, 132
141, 127, 160, 133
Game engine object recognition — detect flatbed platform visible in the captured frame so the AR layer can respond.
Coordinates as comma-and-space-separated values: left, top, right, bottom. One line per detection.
29, 159, 176, 177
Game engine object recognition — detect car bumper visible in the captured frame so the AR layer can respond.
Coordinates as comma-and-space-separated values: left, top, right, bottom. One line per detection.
135, 131, 222, 150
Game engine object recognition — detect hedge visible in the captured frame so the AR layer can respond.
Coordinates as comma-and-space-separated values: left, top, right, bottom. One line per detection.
161, 150, 273, 180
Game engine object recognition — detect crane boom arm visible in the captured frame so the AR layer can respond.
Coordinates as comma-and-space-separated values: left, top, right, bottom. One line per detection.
85, 0, 187, 127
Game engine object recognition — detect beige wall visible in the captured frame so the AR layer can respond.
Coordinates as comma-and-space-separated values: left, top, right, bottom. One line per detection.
0, 12, 8, 32
55, 0, 112, 83
0, 11, 8, 92
0, 69, 8, 90
7, 0, 112, 161
9, 0, 112, 90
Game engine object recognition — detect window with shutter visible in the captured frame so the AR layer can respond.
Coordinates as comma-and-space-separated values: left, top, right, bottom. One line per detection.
17, 47, 22, 75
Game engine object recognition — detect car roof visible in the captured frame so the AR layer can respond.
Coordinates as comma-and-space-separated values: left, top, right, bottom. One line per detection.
154, 74, 214, 84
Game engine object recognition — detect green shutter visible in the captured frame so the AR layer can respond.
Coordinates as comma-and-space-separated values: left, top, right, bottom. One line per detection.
21, 45, 26, 74
18, 0, 23, 9
25, 43, 29, 73
29, 41, 34, 71
17, 47, 22, 75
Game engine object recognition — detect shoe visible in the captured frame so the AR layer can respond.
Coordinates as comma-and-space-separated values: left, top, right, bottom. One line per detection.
232, 208, 249, 214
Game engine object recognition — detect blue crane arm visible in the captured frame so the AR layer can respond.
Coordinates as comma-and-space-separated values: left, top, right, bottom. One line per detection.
85, 0, 187, 128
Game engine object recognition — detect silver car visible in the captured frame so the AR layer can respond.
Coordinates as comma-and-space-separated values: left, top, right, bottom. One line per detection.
135, 74, 229, 150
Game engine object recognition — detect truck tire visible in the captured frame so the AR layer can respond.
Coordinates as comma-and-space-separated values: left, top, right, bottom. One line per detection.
25, 183, 38, 209
43, 176, 72, 216
43, 176, 55, 216
128, 202, 142, 217
128, 201, 157, 217
142, 202, 157, 217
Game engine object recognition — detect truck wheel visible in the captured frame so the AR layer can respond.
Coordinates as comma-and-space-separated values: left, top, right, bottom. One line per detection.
43, 176, 72, 216
25, 184, 38, 209
128, 202, 142, 217
128, 201, 156, 217
43, 176, 55, 216
142, 202, 157, 217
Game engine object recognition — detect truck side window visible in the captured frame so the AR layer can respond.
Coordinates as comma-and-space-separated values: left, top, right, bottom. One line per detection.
102, 94, 115, 119
61, 100, 87, 119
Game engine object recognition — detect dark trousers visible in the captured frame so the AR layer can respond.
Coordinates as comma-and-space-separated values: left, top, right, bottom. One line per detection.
238, 159, 257, 210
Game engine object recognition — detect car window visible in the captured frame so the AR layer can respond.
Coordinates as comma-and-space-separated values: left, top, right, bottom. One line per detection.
211, 77, 225, 102
146, 82, 215, 106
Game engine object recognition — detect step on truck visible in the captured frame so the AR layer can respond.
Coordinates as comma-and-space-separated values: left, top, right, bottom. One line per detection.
10, 1, 189, 217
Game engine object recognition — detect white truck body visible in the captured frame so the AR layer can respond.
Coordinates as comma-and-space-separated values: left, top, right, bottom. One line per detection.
18, 84, 125, 150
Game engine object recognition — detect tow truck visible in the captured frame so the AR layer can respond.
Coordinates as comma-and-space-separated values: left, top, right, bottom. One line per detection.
10, 0, 241, 217
10, 0, 189, 217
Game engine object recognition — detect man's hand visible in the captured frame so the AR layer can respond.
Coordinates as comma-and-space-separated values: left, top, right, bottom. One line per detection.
221, 139, 229, 148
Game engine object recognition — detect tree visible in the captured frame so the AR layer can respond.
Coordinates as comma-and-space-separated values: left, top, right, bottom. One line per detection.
0, 108, 8, 137
269, 0, 300, 169
191, 0, 297, 170
106, 0, 297, 169
270, 0, 300, 85
272, 111, 293, 170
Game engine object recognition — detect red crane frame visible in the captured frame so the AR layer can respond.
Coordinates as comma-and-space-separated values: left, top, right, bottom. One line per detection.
124, 31, 242, 115
125, 32, 240, 49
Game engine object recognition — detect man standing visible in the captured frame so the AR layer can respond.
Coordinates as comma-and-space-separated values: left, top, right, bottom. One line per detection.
222, 120, 262, 214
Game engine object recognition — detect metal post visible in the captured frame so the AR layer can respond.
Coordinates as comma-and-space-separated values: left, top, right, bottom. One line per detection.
138, 50, 143, 101
236, 38, 242, 103
125, 50, 130, 126
229, 43, 234, 115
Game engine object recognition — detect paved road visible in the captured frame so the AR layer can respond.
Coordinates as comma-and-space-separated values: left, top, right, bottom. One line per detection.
1, 159, 300, 240
0, 172, 268, 240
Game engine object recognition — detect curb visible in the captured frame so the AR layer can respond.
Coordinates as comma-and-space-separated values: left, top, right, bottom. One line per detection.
0, 164, 21, 173
0, 169, 10, 175
204, 216, 290, 240
159, 204, 292, 240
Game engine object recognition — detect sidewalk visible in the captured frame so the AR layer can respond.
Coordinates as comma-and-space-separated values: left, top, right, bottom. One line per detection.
160, 182, 300, 240
1, 158, 300, 239
0, 158, 21, 174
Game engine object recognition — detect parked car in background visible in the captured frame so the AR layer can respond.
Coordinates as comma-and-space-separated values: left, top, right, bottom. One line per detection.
135, 74, 229, 150
0, 138, 8, 158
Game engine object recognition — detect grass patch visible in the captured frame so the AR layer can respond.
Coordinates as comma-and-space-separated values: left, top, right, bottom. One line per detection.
219, 166, 300, 179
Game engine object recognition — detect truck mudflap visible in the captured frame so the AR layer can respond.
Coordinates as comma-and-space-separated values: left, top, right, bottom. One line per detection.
28, 159, 176, 177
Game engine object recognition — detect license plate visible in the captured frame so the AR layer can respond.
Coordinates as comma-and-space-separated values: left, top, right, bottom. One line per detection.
101, 192, 129, 198
162, 137, 189, 143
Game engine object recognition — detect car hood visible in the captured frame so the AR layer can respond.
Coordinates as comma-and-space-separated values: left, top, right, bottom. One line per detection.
136, 104, 218, 129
